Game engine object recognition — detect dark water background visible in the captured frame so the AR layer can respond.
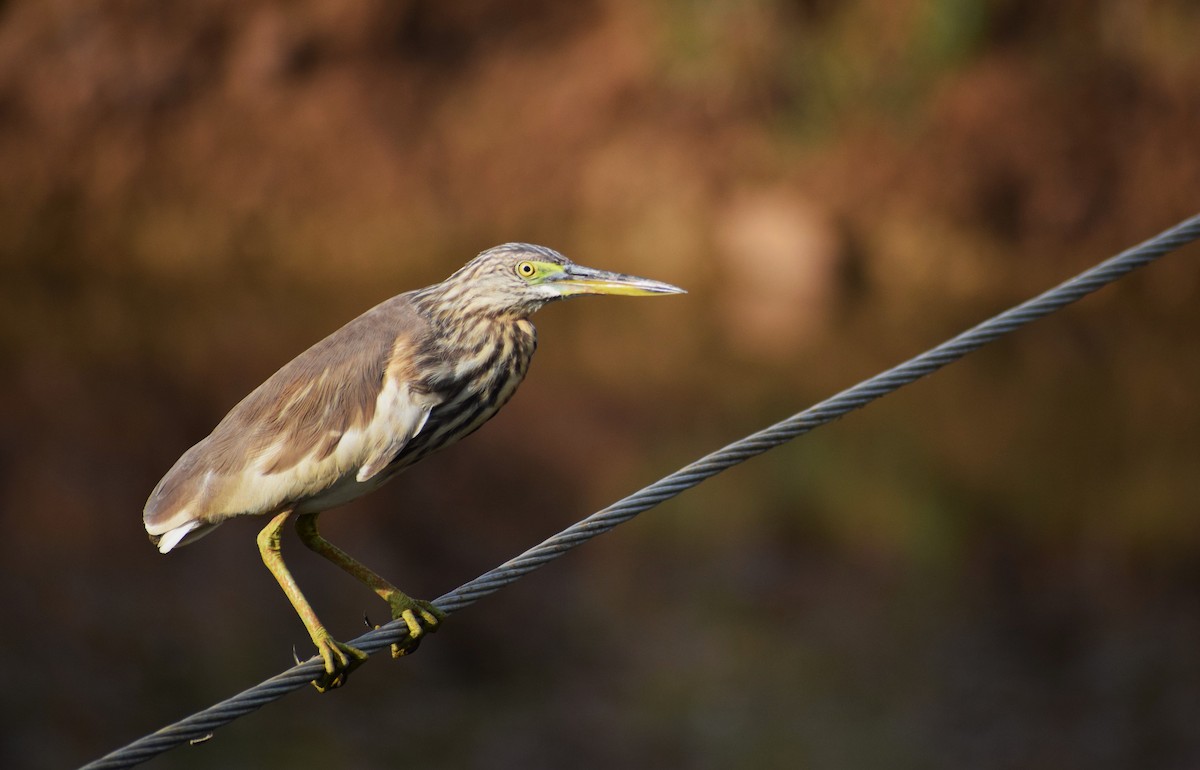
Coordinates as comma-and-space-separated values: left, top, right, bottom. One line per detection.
3, 2, 1200, 768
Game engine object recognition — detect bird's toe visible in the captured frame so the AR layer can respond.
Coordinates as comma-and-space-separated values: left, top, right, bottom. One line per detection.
311, 636, 368, 692
381, 596, 444, 658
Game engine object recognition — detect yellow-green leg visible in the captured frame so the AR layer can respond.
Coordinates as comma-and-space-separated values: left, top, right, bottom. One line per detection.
295, 512, 443, 658
256, 510, 367, 691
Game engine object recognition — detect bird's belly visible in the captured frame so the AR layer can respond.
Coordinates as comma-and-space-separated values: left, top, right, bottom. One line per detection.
292, 469, 393, 514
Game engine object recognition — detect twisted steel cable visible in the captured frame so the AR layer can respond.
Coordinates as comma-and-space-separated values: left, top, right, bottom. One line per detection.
81, 213, 1200, 770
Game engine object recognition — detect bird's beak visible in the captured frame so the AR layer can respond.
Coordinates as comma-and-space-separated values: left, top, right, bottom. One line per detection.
550, 264, 686, 297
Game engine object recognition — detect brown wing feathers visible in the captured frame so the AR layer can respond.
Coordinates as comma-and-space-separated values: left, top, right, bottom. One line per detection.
144, 295, 430, 535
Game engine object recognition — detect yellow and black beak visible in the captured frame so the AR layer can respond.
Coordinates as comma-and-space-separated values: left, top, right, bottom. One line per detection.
549, 263, 686, 297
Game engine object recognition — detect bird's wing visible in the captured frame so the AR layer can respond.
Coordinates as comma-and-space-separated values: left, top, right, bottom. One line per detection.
219, 295, 437, 481
144, 295, 438, 541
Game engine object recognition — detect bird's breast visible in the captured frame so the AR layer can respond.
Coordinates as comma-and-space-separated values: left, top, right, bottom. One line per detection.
386, 318, 537, 471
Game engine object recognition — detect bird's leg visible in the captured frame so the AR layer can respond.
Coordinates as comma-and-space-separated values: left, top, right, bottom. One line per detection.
256, 510, 368, 691
294, 512, 444, 659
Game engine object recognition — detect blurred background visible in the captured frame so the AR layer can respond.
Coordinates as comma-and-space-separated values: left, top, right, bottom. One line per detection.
3, 1, 1200, 768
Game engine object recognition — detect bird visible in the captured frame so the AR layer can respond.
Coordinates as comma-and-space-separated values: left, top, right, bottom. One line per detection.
143, 243, 685, 691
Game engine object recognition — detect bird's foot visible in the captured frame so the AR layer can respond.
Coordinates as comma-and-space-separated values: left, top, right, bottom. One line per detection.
309, 632, 369, 692
375, 593, 444, 658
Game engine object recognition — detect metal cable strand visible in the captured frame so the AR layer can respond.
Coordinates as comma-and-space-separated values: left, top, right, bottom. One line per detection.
80, 213, 1200, 770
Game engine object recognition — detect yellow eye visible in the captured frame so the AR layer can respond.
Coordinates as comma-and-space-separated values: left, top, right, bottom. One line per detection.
516, 261, 537, 278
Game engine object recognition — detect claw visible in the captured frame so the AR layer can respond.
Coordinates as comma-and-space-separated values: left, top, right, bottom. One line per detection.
363, 611, 373, 630
292, 645, 302, 666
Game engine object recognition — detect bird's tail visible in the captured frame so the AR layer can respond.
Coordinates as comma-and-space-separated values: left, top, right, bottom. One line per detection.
147, 518, 222, 554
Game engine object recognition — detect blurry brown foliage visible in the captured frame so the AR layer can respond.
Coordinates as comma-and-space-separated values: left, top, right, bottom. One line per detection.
2, 1, 1200, 768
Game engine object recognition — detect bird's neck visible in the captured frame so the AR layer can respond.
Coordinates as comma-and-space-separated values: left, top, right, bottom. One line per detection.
407, 290, 538, 386
412, 293, 528, 347
411, 279, 531, 326
439, 313, 535, 356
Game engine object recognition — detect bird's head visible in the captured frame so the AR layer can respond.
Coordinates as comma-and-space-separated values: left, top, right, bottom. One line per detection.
434, 243, 686, 318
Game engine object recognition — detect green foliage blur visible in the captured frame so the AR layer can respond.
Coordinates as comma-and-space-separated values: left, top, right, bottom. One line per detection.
2, 1, 1199, 768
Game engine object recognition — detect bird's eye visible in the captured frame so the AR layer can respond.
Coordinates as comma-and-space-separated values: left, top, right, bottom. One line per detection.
516, 261, 537, 278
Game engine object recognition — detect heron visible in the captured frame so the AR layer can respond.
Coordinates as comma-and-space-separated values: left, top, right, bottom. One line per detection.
143, 243, 685, 690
